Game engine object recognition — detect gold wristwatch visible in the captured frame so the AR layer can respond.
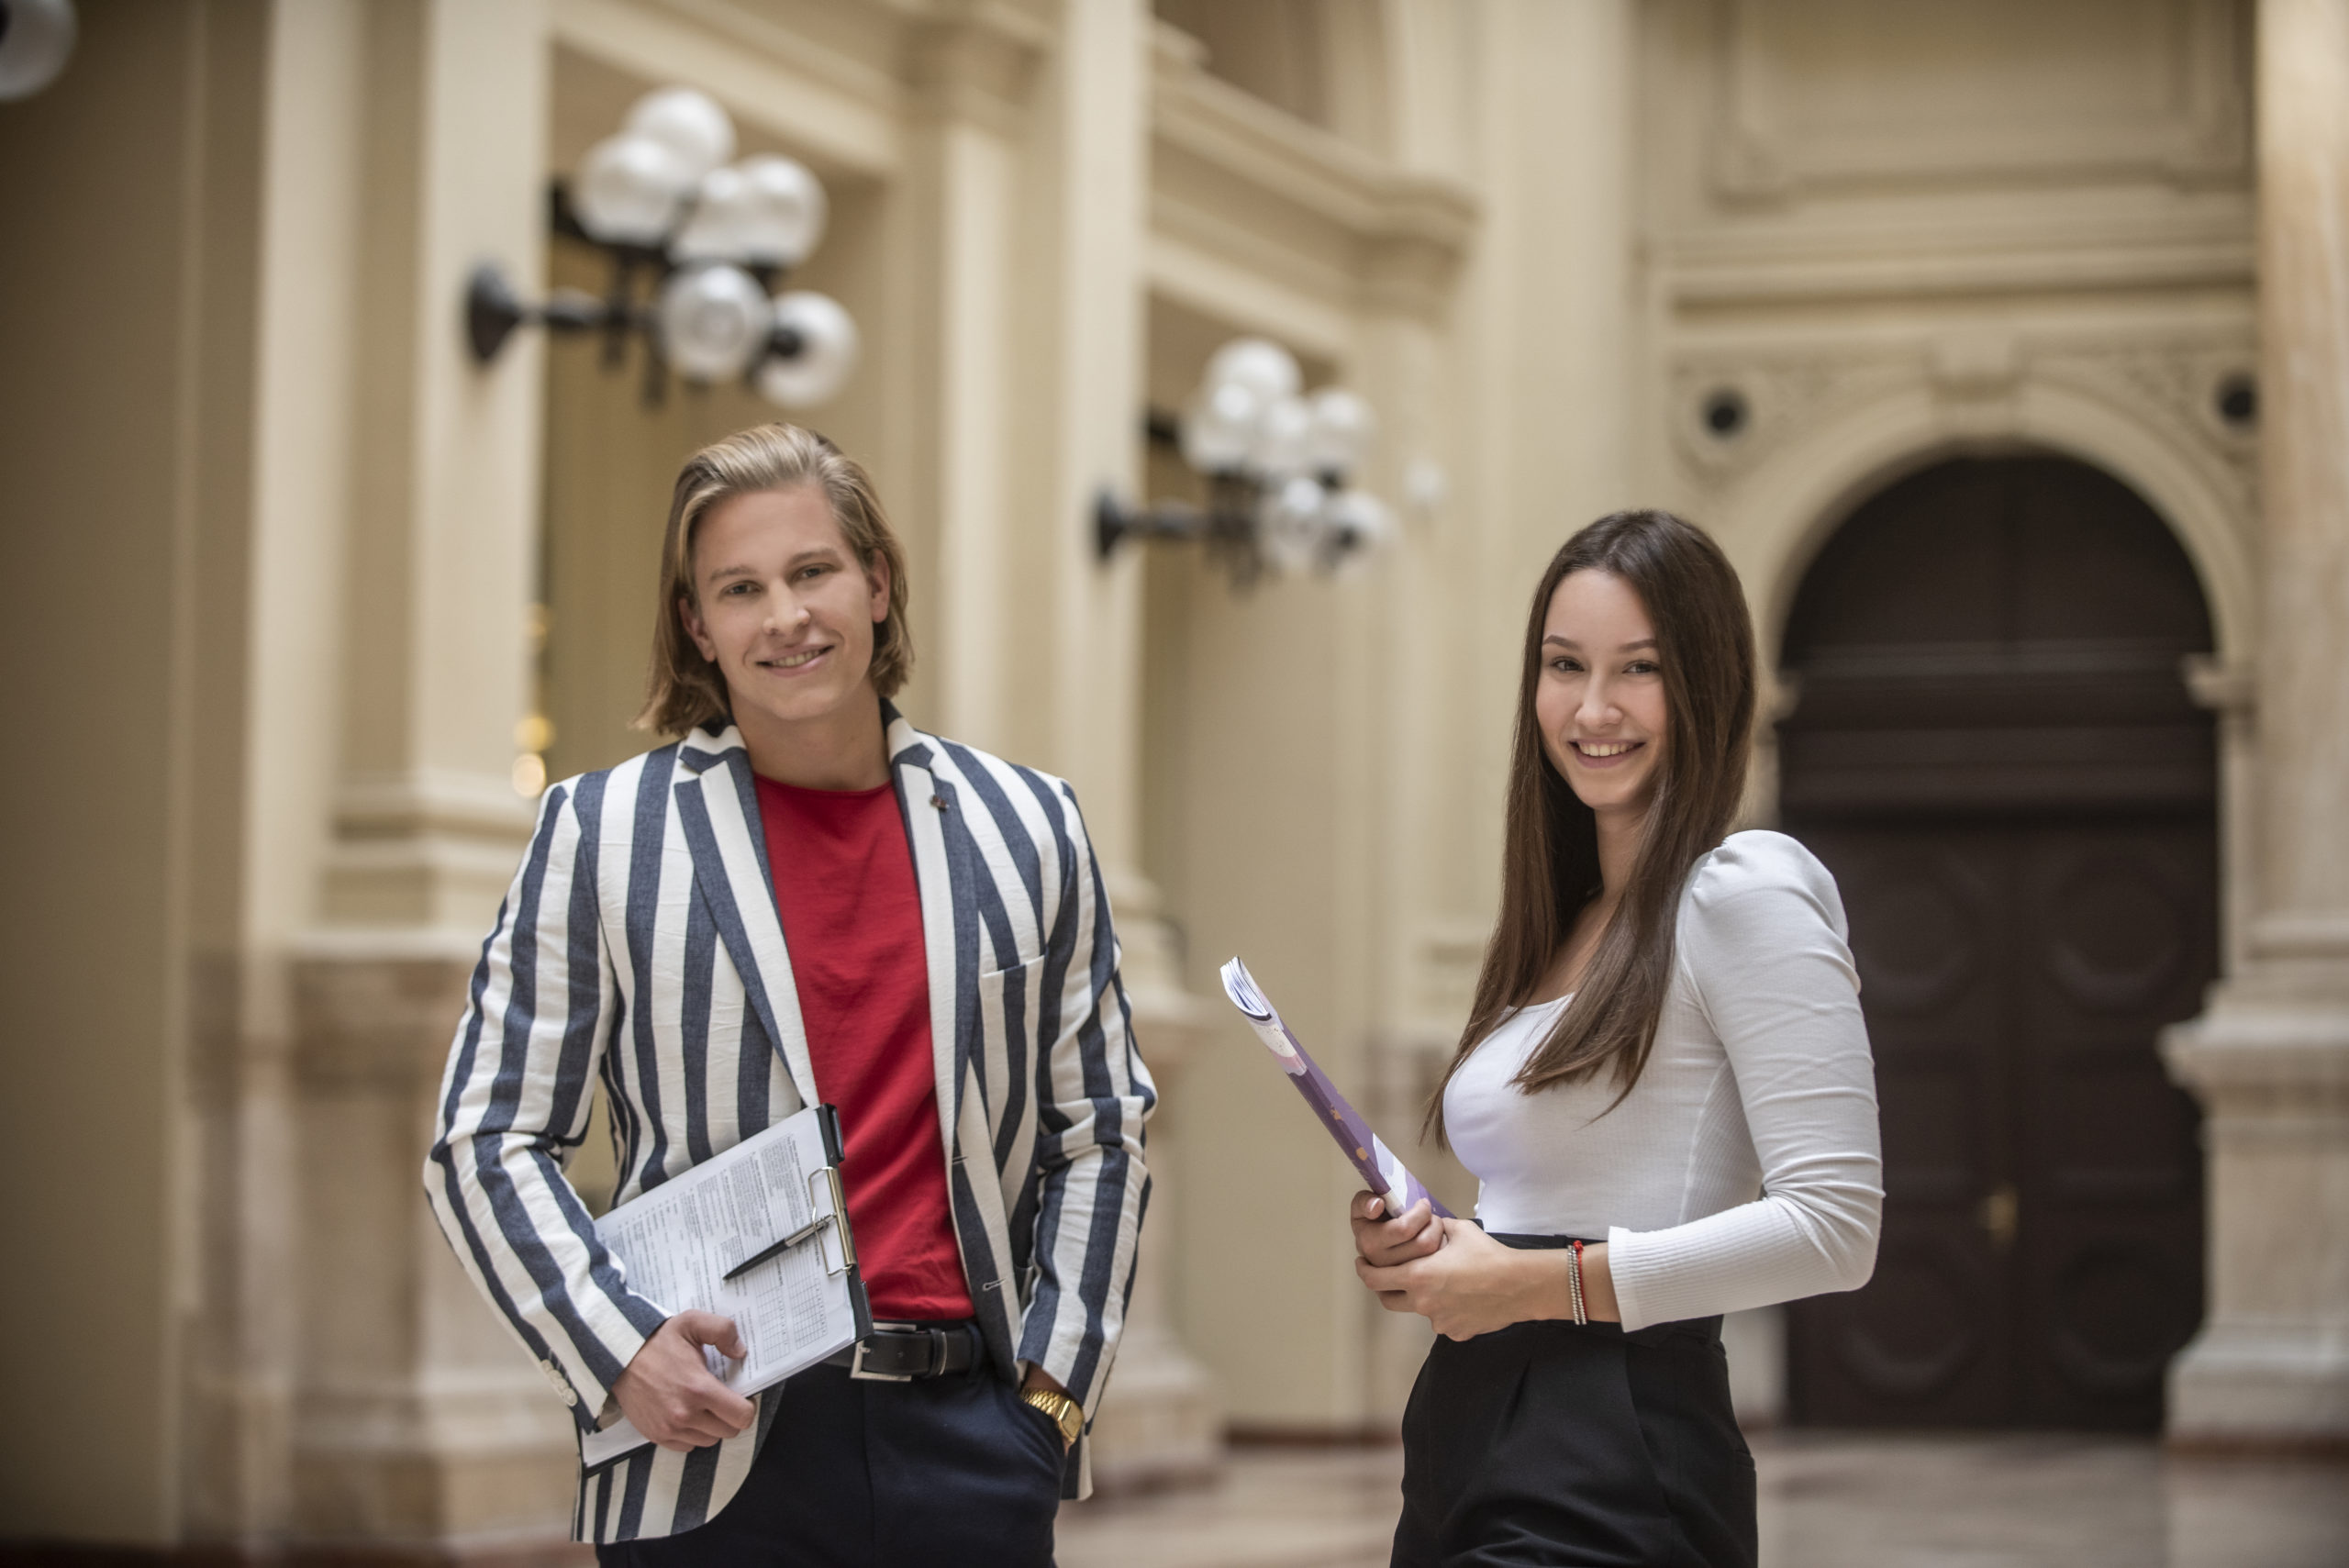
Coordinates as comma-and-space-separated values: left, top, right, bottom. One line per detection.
1019, 1385, 1085, 1449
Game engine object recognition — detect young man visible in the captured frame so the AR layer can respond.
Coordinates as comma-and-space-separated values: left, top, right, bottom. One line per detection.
425, 424, 1152, 1563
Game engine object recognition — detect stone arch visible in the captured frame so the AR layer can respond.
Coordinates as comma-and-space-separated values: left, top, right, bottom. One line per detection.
1715, 377, 2258, 673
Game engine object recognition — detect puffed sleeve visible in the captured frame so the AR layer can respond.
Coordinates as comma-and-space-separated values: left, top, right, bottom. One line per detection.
1605, 831, 1884, 1330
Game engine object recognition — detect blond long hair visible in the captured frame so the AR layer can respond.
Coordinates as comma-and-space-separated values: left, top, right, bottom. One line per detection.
638, 423, 914, 735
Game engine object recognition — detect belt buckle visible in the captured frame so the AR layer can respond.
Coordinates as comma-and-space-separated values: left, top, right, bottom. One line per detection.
846, 1328, 928, 1383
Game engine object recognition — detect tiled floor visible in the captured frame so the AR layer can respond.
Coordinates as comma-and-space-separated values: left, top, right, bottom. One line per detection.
1053, 1433, 2349, 1568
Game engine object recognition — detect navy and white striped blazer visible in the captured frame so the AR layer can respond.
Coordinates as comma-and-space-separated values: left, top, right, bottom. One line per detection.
423, 708, 1154, 1543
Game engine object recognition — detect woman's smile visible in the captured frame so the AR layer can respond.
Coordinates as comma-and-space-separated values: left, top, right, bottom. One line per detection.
1568, 738, 1644, 766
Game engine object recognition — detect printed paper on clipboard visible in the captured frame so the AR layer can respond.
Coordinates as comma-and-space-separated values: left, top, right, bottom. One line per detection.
577, 1103, 871, 1471
1219, 957, 1453, 1219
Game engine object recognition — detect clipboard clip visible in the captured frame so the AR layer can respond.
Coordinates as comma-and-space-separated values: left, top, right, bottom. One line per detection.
719, 1164, 857, 1282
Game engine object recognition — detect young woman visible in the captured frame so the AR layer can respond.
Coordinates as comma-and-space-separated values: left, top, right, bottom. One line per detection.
1353, 509, 1882, 1568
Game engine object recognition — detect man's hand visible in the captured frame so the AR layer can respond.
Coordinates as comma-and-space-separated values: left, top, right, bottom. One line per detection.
1351, 1191, 1445, 1268
611, 1311, 757, 1451
1020, 1364, 1080, 1451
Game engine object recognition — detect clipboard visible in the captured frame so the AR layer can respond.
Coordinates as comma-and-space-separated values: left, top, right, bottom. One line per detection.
578, 1102, 872, 1471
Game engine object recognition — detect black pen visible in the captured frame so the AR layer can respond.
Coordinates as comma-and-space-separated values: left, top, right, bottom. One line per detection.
720, 1215, 831, 1282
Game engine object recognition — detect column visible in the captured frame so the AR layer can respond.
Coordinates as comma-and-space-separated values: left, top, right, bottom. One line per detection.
287, 0, 577, 1546
2160, 0, 2349, 1447
1035, 0, 1221, 1489
901, 17, 1029, 754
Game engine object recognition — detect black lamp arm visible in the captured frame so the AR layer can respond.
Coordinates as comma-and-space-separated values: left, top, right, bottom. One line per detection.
1096, 491, 1210, 562
466, 262, 621, 364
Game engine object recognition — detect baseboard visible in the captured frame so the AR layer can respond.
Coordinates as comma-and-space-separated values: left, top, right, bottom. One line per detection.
2164, 1431, 2349, 1462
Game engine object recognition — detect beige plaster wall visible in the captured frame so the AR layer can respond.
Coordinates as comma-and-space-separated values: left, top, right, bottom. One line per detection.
0, 0, 2289, 1544
0, 0, 271, 1539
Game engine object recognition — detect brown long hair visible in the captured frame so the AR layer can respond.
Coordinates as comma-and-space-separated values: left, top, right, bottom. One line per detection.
1425, 510, 1756, 1144
638, 423, 914, 736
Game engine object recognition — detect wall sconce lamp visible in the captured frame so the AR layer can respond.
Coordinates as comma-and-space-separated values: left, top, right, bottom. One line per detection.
0, 0, 77, 101
465, 85, 859, 410
1097, 338, 1391, 587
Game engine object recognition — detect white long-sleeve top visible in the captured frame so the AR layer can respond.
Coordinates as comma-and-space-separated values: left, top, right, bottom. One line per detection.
1443, 830, 1883, 1331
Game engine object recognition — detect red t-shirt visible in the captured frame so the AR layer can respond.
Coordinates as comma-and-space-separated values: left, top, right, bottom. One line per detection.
753, 775, 974, 1321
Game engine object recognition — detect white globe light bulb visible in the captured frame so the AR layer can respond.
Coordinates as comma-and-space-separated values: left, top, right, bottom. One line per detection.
625, 86, 736, 184
657, 263, 772, 382
736, 155, 829, 268
1248, 394, 1316, 480
0, 0, 77, 102
671, 164, 760, 264
1305, 387, 1378, 477
758, 291, 861, 407
1207, 337, 1302, 403
1180, 380, 1261, 473
1260, 476, 1331, 575
573, 132, 691, 246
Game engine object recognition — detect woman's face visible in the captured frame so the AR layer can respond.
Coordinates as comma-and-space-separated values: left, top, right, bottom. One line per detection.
1534, 568, 1668, 823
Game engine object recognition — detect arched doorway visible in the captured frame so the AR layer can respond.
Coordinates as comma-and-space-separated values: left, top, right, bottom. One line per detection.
1779, 454, 2217, 1430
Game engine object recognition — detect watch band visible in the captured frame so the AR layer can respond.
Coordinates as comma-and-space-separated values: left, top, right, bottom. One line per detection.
1019, 1385, 1084, 1448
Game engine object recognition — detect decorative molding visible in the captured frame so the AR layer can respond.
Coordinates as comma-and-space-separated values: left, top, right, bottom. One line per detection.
1658, 220, 2255, 312
906, 1, 1051, 134
1706, 0, 2249, 205
1667, 335, 2258, 503
1667, 352, 1910, 484
2034, 343, 2261, 480
1149, 20, 1476, 323
554, 0, 907, 176
2182, 652, 2257, 715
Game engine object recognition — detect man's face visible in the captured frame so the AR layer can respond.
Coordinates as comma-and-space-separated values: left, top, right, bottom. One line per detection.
679, 484, 890, 734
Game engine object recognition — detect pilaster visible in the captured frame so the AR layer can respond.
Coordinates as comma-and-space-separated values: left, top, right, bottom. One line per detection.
2161, 0, 2349, 1449
898, 7, 1041, 755
288, 0, 574, 1546
1030, 0, 1222, 1485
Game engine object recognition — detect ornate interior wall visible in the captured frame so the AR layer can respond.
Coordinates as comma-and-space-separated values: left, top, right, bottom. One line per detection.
9, 0, 2344, 1557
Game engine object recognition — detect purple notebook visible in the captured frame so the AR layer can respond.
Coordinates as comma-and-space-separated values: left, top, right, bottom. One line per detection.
1219, 958, 1453, 1219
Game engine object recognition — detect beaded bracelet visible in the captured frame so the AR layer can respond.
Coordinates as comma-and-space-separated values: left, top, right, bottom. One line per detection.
1567, 1238, 1588, 1327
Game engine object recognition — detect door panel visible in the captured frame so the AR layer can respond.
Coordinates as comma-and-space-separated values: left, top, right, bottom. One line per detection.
1778, 455, 2216, 1433
2011, 823, 2211, 1427
1789, 825, 2014, 1425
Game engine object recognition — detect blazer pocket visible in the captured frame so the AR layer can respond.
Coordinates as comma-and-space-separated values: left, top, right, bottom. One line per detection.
975, 955, 1037, 1019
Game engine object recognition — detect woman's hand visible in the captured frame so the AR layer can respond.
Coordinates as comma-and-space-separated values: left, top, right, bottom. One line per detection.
1351, 1191, 1445, 1266
1354, 1218, 1621, 1340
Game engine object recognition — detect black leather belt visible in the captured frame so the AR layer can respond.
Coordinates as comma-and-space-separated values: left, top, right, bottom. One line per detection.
824, 1320, 982, 1382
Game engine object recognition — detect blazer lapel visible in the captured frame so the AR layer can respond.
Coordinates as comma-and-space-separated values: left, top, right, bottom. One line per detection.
892, 740, 969, 1140
891, 713, 1019, 1344
673, 731, 818, 1111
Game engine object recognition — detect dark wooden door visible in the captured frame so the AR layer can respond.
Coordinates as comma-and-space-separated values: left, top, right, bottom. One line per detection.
1779, 457, 2216, 1430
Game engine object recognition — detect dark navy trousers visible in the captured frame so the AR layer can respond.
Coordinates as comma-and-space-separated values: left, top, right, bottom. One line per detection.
595, 1360, 1068, 1568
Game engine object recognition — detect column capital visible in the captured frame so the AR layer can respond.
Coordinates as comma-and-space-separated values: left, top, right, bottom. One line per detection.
907, 3, 1049, 131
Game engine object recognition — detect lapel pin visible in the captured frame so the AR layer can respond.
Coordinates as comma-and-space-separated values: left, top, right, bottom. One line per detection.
930, 794, 948, 810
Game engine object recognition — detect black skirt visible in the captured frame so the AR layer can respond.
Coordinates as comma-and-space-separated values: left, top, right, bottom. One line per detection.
1392, 1238, 1757, 1568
